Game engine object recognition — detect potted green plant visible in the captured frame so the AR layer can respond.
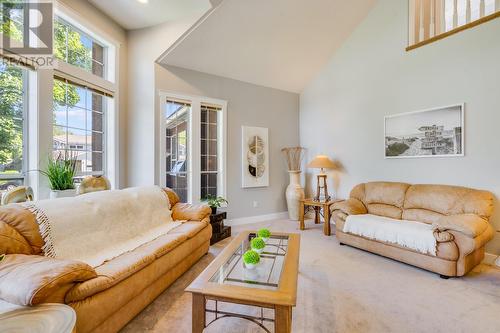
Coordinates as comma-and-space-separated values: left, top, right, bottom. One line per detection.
251, 237, 266, 254
202, 194, 228, 214
257, 228, 271, 242
242, 250, 260, 269
40, 152, 78, 199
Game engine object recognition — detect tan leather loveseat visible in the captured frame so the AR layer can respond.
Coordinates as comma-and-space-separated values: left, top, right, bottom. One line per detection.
0, 188, 211, 333
331, 182, 495, 278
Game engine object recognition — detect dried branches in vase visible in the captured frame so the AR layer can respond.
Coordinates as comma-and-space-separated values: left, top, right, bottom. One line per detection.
281, 147, 306, 221
281, 147, 306, 172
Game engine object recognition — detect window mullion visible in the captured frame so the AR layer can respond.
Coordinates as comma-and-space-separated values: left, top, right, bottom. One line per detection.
190, 100, 201, 204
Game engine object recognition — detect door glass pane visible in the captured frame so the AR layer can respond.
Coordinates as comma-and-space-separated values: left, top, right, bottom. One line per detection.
165, 99, 190, 202
200, 104, 221, 199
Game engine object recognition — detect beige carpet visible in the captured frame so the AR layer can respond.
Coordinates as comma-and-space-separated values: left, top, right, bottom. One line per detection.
121, 219, 500, 333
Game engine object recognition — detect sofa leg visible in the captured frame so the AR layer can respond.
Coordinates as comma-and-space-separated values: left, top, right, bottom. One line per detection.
439, 274, 450, 279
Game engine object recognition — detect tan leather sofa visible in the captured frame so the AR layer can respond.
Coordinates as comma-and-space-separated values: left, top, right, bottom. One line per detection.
331, 182, 495, 278
0, 188, 212, 333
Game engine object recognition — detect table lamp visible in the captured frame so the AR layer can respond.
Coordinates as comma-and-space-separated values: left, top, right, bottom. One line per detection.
307, 155, 337, 201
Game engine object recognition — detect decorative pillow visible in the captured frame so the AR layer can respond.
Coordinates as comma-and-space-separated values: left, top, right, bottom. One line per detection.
0, 254, 97, 306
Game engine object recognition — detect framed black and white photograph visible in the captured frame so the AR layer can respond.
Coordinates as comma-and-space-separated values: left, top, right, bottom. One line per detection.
384, 104, 464, 158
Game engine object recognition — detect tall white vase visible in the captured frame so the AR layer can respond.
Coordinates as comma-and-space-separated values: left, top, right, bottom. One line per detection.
286, 171, 305, 220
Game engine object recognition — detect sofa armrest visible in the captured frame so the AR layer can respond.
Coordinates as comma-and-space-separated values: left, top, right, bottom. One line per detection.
331, 198, 367, 216
172, 203, 211, 222
0, 254, 96, 306
432, 214, 491, 238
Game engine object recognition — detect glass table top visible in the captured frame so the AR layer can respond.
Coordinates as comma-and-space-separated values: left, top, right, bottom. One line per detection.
209, 233, 289, 290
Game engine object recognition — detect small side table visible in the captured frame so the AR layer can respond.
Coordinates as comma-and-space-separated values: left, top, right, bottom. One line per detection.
209, 211, 231, 245
299, 199, 339, 236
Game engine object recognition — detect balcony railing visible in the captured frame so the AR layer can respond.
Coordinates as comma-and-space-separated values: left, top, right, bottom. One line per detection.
408, 0, 500, 50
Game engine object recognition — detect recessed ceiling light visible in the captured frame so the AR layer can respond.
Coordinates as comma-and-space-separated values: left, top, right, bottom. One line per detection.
137, 0, 148, 4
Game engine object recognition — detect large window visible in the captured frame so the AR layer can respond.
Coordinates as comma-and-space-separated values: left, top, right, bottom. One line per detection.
0, 6, 118, 199
161, 94, 226, 204
53, 79, 106, 178
54, 17, 106, 78
0, 63, 28, 194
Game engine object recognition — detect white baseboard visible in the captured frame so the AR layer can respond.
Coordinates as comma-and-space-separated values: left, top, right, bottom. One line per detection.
483, 252, 499, 267
226, 212, 289, 226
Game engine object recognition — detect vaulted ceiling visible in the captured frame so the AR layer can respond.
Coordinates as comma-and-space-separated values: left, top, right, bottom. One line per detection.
158, 0, 376, 93
88, 0, 212, 30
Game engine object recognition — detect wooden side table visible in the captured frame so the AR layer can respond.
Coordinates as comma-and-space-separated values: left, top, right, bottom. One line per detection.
299, 199, 339, 236
209, 212, 231, 245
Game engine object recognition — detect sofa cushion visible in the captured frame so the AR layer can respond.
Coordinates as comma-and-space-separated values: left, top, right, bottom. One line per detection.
65, 221, 208, 303
65, 250, 156, 303
0, 254, 96, 306
0, 221, 32, 255
364, 182, 410, 208
343, 214, 437, 256
367, 204, 402, 219
69, 224, 212, 333
402, 208, 444, 225
169, 220, 209, 238
404, 184, 494, 218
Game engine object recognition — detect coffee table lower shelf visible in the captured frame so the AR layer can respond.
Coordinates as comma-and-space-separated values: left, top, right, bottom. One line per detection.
192, 294, 292, 333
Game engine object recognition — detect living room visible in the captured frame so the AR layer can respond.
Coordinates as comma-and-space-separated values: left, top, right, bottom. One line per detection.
0, 0, 499, 332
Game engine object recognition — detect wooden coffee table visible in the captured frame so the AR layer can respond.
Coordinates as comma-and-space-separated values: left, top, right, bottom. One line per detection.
186, 231, 300, 333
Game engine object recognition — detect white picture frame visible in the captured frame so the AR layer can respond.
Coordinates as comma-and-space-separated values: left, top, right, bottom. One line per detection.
384, 104, 465, 159
241, 126, 269, 188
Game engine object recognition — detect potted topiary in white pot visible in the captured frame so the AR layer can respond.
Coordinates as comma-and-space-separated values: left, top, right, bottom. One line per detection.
251, 237, 266, 254
41, 152, 78, 199
257, 228, 271, 242
243, 250, 260, 269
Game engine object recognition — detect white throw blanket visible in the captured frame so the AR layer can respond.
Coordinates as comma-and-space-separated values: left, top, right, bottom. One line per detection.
343, 214, 437, 256
26, 186, 181, 267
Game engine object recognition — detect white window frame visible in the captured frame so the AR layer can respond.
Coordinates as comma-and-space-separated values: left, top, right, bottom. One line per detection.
158, 91, 227, 204
0, 66, 29, 182
51, 6, 119, 188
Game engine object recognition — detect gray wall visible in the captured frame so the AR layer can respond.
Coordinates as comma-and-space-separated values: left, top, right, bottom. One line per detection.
156, 65, 299, 219
300, 0, 500, 254
127, 13, 207, 187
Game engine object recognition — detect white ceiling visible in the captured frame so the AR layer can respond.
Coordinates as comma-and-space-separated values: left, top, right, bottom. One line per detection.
159, 0, 376, 93
88, 0, 212, 30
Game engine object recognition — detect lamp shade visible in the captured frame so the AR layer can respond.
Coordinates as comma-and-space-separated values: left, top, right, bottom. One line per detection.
307, 155, 337, 169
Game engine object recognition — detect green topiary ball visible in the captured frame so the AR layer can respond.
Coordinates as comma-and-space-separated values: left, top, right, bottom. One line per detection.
243, 250, 260, 264
251, 237, 266, 250
257, 228, 271, 239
